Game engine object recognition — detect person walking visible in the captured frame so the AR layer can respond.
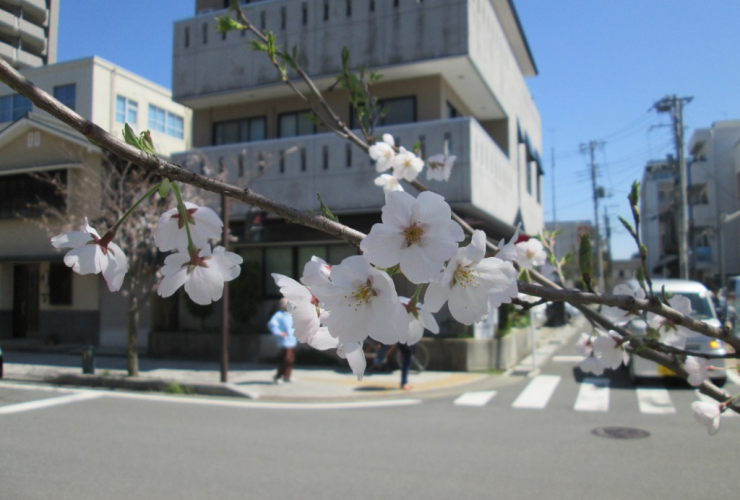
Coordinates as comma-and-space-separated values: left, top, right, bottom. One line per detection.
398, 343, 414, 390
268, 298, 297, 384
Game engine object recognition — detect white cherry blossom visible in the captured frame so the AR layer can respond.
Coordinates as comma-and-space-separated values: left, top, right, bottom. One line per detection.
400, 297, 439, 345
592, 330, 629, 370
426, 154, 456, 182
369, 133, 396, 173
158, 245, 242, 305
360, 191, 464, 284
337, 341, 367, 380
691, 401, 721, 435
272, 274, 321, 344
153, 202, 223, 252
601, 284, 646, 325
515, 238, 547, 269
579, 355, 606, 376
574, 332, 594, 357
374, 173, 404, 193
647, 295, 693, 349
497, 223, 521, 263
391, 146, 424, 182
311, 255, 407, 345
425, 230, 518, 325
51, 218, 128, 292
685, 356, 708, 387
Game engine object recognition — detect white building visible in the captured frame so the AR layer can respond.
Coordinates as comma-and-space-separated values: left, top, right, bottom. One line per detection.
640, 157, 678, 278
169, 0, 544, 332
0, 56, 191, 347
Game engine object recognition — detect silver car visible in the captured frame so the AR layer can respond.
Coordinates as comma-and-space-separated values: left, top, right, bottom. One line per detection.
626, 279, 727, 386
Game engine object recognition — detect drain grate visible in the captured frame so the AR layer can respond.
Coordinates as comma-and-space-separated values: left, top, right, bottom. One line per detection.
592, 426, 650, 439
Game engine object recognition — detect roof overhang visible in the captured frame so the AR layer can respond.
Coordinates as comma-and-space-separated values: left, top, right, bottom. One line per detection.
491, 0, 538, 77
177, 56, 507, 121
0, 113, 99, 153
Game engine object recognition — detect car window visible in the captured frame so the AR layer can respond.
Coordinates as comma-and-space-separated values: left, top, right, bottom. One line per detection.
675, 292, 716, 320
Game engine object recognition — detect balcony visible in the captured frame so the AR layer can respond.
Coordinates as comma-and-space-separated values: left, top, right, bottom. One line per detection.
173, 117, 523, 232
691, 204, 714, 228
690, 159, 710, 185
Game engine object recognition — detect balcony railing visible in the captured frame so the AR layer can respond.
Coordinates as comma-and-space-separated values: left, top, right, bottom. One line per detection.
173, 116, 519, 227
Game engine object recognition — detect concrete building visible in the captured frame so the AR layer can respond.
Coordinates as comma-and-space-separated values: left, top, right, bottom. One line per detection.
545, 220, 592, 286
687, 121, 740, 287
171, 0, 544, 331
0, 56, 191, 347
640, 157, 678, 278
611, 258, 640, 288
0, 0, 58, 68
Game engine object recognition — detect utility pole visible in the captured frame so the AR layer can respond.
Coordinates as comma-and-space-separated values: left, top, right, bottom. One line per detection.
654, 94, 692, 279
604, 206, 612, 291
580, 140, 605, 291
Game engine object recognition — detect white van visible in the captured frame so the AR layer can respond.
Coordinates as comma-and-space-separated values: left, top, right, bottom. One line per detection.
625, 279, 727, 386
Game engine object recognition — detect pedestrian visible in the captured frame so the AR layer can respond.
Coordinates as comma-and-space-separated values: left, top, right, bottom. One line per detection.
268, 298, 297, 384
398, 343, 414, 390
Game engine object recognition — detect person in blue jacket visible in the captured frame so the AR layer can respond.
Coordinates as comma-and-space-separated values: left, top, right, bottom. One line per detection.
268, 298, 297, 383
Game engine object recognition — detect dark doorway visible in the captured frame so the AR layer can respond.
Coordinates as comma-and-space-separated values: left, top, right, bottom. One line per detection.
12, 264, 40, 338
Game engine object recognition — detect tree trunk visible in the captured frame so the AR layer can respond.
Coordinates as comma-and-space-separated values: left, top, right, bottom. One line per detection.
127, 288, 139, 377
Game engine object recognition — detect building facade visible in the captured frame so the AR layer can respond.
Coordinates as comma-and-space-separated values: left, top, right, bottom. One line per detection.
640, 157, 678, 278
687, 121, 740, 286
0, 0, 58, 68
0, 56, 191, 347
171, 0, 544, 330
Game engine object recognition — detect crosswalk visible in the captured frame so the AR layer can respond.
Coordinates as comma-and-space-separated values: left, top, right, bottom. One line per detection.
454, 374, 740, 417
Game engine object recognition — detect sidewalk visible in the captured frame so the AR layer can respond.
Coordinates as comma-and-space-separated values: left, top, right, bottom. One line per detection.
0, 318, 585, 402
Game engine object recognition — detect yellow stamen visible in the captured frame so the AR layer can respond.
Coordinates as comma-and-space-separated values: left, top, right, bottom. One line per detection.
403, 223, 424, 246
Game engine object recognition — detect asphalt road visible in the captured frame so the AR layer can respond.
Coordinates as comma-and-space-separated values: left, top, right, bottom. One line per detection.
1, 339, 739, 500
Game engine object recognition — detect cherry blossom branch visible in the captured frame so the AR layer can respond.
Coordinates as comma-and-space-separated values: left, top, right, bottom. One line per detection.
0, 59, 366, 250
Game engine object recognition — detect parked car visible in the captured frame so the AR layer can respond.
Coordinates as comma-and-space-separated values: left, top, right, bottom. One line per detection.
625, 279, 727, 386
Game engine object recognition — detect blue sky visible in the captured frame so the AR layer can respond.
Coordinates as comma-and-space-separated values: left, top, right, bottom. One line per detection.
58, 1, 740, 259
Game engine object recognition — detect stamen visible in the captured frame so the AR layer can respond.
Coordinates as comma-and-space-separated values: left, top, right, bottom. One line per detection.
403, 223, 424, 246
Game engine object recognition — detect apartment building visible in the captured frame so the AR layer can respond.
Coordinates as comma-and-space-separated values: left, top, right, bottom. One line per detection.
687, 121, 740, 286
640, 158, 678, 278
0, 0, 58, 68
171, 0, 544, 329
0, 56, 191, 347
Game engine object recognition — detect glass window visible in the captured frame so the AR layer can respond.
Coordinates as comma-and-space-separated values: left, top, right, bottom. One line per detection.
0, 95, 11, 122
148, 104, 166, 133
265, 247, 293, 295
0, 170, 66, 219
116, 96, 138, 128
328, 244, 357, 265
0, 94, 33, 122
381, 97, 416, 126
278, 111, 315, 138
213, 116, 266, 145
166, 113, 184, 139
53, 84, 76, 111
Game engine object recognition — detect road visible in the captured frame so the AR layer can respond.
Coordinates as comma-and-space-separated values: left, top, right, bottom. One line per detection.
1, 338, 739, 500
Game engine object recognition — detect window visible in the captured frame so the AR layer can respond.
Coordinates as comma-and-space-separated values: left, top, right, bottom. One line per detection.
116, 96, 138, 128
184, 26, 190, 47
280, 6, 286, 29
49, 262, 73, 305
0, 94, 32, 122
148, 105, 184, 139
350, 96, 416, 129
238, 244, 357, 297
203, 22, 208, 44
213, 116, 266, 145
446, 101, 459, 118
302, 2, 308, 24
689, 184, 709, 205
54, 84, 76, 111
323, 0, 329, 20
278, 111, 315, 138
346, 0, 352, 16
148, 104, 166, 133
0, 170, 66, 219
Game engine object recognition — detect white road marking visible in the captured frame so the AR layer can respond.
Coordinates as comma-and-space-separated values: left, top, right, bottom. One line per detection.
454, 391, 497, 407
574, 377, 610, 412
727, 369, 740, 386
0, 392, 103, 415
636, 387, 676, 415
552, 356, 585, 363
512, 375, 561, 409
695, 390, 739, 418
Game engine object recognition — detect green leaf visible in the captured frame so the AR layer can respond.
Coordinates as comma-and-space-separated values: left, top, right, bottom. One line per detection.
215, 15, 244, 34
646, 327, 660, 341
123, 123, 141, 149
140, 130, 156, 155
547, 251, 557, 266
159, 179, 172, 198
251, 39, 269, 52
635, 266, 646, 290
618, 215, 636, 238
628, 180, 640, 207
316, 193, 339, 223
